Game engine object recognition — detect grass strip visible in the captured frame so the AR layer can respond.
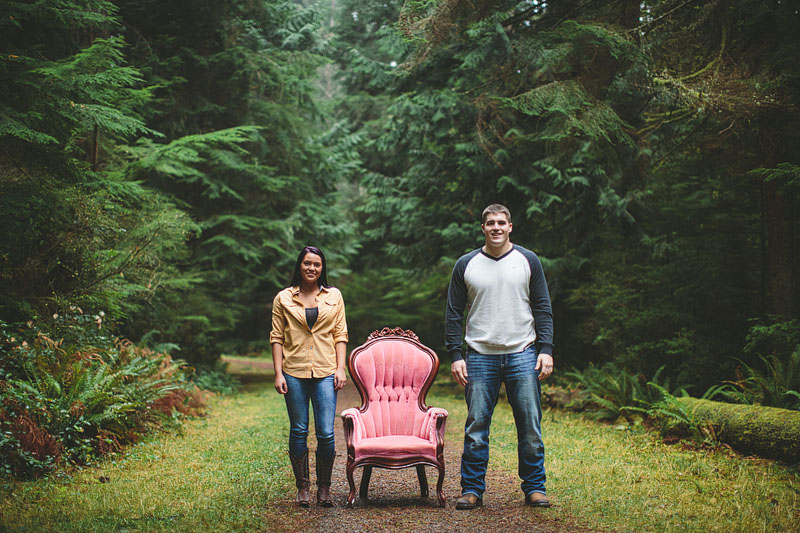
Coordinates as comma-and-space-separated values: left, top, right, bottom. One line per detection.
430, 385, 800, 533
1, 381, 299, 532
2, 360, 798, 533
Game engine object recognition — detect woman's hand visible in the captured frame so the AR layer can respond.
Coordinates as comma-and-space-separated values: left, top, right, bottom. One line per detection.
334, 368, 347, 391
333, 341, 347, 391
274, 372, 288, 394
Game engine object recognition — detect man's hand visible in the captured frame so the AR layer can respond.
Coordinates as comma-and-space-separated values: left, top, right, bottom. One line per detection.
536, 353, 553, 380
451, 360, 468, 387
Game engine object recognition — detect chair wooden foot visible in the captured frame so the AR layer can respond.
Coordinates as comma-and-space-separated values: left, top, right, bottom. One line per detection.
416, 465, 429, 498
346, 464, 357, 508
359, 465, 372, 499
436, 464, 445, 507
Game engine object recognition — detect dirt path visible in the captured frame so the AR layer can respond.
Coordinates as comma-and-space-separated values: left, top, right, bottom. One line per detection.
276, 381, 601, 533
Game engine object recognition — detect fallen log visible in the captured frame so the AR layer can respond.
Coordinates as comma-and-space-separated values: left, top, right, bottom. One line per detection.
678, 397, 800, 462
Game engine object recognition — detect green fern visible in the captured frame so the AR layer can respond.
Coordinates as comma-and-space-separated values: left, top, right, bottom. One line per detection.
3, 331, 191, 472
565, 362, 644, 422
626, 383, 717, 444
722, 349, 800, 411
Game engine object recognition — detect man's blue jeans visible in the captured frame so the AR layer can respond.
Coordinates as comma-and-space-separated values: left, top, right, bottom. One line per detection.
461, 345, 546, 497
283, 373, 337, 459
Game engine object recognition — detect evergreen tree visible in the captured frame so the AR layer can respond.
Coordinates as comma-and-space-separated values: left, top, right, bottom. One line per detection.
329, 0, 800, 387
1, 0, 357, 363
331, 0, 649, 352
0, 0, 194, 329
116, 0, 357, 358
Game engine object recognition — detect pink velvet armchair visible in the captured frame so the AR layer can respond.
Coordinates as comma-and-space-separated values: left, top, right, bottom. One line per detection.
341, 328, 448, 507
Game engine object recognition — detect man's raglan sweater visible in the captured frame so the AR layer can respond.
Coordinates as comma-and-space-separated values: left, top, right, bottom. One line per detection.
445, 245, 554, 362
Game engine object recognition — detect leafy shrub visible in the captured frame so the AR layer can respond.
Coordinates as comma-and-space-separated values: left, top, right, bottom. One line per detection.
720, 348, 800, 411
625, 383, 717, 444
564, 363, 639, 421
541, 383, 584, 410
714, 319, 800, 410
0, 409, 62, 478
564, 363, 691, 423
565, 363, 649, 422
192, 362, 241, 395
742, 318, 800, 358
0, 317, 207, 479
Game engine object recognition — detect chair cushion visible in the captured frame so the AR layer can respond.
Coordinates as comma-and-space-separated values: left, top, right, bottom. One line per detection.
353, 435, 438, 461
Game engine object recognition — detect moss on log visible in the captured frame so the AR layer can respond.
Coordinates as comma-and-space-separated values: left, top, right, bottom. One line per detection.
678, 398, 800, 462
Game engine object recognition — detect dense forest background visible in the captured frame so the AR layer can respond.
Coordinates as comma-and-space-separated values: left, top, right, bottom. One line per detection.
2, 0, 799, 395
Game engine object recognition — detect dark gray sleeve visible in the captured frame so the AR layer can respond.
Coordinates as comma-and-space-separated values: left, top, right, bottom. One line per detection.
445, 255, 470, 362
522, 249, 554, 356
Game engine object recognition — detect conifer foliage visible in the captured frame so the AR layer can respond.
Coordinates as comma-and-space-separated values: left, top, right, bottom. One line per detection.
1, 0, 355, 361
1, 0, 356, 477
330, 0, 800, 390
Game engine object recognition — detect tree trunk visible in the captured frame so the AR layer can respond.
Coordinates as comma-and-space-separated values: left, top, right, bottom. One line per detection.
619, 0, 640, 29
91, 125, 100, 172
545, 0, 581, 23
765, 179, 795, 316
679, 397, 800, 462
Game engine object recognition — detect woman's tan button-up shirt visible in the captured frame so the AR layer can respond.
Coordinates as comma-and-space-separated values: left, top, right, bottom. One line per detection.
269, 285, 348, 379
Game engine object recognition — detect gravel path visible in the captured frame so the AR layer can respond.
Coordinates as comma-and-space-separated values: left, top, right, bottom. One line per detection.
275, 381, 602, 533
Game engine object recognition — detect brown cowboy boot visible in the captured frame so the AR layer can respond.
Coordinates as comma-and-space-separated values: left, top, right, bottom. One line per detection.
288, 450, 311, 507
315, 450, 335, 507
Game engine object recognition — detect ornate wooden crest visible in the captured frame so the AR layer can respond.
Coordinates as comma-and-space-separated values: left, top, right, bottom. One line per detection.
366, 327, 419, 342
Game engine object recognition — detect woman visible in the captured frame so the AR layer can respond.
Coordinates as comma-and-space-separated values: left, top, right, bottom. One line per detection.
270, 246, 348, 507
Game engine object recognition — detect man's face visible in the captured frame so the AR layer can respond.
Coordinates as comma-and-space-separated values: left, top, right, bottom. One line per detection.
481, 212, 512, 248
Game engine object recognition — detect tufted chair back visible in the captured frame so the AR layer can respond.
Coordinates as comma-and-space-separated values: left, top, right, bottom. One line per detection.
348, 330, 438, 439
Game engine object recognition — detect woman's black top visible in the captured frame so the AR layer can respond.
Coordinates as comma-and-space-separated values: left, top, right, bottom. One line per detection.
305, 307, 319, 329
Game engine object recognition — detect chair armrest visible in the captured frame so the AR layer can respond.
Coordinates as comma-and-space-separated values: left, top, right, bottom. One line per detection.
340, 407, 367, 446
421, 407, 448, 444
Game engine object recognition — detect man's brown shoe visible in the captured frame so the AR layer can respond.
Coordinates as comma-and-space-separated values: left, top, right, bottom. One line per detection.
525, 492, 551, 508
455, 493, 483, 510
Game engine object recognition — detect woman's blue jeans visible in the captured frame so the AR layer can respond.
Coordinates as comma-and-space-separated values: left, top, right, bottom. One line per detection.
283, 373, 337, 459
461, 345, 546, 497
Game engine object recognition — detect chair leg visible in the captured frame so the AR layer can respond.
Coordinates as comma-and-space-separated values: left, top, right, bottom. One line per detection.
346, 464, 357, 508
416, 465, 429, 498
435, 464, 446, 507
359, 465, 372, 499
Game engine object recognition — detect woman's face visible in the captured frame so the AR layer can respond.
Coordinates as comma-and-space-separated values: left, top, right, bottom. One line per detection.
300, 252, 323, 286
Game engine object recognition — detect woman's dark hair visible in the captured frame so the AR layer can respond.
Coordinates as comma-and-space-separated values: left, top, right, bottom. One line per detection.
290, 246, 329, 288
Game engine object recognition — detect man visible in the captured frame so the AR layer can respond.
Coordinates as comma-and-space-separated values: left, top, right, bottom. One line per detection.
446, 203, 554, 509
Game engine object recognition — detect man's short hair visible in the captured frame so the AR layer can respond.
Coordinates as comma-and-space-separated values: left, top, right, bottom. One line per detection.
481, 204, 511, 224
